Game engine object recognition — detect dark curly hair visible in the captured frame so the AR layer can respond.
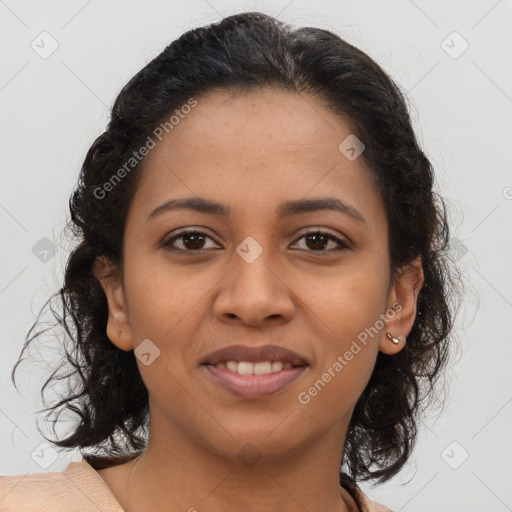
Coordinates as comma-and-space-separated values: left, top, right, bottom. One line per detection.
12, 11, 462, 484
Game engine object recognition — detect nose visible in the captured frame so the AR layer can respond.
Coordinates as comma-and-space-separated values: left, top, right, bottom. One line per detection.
212, 245, 296, 328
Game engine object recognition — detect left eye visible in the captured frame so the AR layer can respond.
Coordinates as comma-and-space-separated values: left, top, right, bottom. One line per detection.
292, 230, 349, 252
163, 229, 348, 253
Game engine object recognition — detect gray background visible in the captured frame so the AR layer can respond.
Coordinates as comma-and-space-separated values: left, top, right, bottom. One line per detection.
1, 1, 511, 511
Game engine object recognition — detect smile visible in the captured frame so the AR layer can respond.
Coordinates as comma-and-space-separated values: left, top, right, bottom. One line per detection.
214, 360, 296, 375
201, 362, 308, 399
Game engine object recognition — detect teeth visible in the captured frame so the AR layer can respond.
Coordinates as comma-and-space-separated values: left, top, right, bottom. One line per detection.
214, 360, 297, 375
226, 360, 238, 372
271, 361, 283, 372
238, 362, 254, 375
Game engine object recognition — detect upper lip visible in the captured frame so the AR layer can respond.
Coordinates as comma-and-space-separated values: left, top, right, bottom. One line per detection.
201, 344, 309, 366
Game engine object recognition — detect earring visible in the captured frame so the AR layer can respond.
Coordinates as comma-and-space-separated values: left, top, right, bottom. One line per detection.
117, 330, 122, 337
386, 332, 400, 344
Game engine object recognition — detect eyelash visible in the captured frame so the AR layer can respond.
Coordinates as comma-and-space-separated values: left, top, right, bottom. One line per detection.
163, 228, 349, 255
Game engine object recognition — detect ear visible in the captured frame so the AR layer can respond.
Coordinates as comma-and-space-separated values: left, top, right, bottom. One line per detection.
379, 255, 424, 355
92, 255, 134, 351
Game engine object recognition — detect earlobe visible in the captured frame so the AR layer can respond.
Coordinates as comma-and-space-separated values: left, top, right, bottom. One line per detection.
92, 256, 134, 351
105, 318, 134, 351
379, 255, 424, 355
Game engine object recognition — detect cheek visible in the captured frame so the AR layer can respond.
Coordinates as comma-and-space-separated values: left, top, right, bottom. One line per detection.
123, 262, 215, 395
294, 264, 386, 407
298, 283, 382, 415
298, 259, 389, 337
295, 348, 377, 432
123, 258, 205, 341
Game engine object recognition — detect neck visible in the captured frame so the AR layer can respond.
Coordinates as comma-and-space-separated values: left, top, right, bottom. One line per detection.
117, 409, 357, 512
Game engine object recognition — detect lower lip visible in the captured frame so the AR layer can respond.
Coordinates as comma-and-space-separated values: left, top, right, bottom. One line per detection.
202, 364, 308, 399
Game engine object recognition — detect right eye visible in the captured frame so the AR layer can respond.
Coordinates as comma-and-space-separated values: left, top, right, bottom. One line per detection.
163, 229, 220, 253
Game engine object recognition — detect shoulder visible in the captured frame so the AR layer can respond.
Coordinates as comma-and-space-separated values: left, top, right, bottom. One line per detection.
341, 475, 395, 512
0, 460, 124, 511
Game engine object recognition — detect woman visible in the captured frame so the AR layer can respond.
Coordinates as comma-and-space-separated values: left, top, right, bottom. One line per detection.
1, 11, 459, 512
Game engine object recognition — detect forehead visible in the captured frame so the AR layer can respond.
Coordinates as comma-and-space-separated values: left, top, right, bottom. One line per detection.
129, 88, 384, 228
161, 88, 357, 155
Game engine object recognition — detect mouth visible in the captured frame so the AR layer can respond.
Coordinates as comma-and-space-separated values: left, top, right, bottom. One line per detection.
203, 360, 305, 375
200, 344, 309, 399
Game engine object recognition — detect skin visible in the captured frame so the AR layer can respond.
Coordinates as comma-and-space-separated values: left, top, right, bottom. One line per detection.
92, 88, 424, 512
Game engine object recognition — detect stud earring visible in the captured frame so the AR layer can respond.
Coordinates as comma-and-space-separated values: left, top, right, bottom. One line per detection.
386, 332, 400, 344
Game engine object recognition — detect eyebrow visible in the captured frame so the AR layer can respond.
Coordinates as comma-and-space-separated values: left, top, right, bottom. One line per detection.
147, 196, 366, 224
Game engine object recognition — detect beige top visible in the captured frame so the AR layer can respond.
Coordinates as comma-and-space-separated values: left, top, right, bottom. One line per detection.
0, 460, 392, 511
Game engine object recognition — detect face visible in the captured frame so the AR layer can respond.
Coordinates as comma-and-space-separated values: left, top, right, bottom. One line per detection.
94, 88, 422, 464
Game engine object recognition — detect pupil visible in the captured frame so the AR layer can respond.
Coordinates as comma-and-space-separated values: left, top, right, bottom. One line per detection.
307, 234, 327, 250
184, 233, 204, 249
